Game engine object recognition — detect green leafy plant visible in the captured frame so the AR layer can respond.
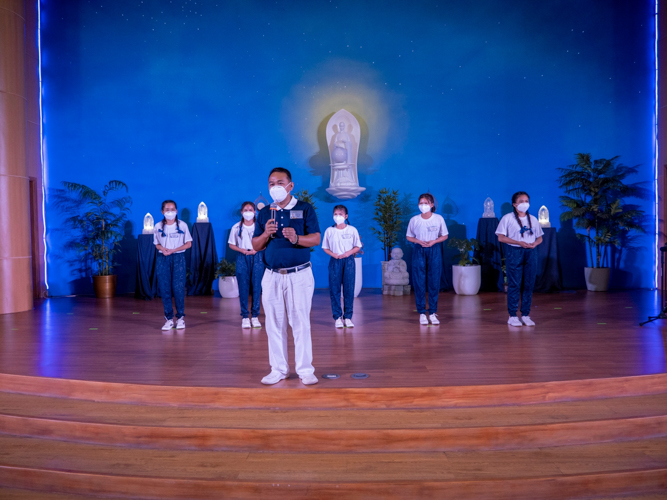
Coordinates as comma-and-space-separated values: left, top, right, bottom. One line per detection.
558, 153, 646, 268
448, 237, 480, 266
55, 180, 132, 276
371, 188, 403, 261
293, 189, 317, 252
215, 259, 236, 278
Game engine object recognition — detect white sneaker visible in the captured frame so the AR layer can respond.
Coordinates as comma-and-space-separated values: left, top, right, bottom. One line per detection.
242, 318, 251, 329
429, 314, 440, 325
508, 316, 522, 327
300, 374, 319, 385
344, 318, 354, 328
521, 316, 536, 327
419, 314, 428, 325
251, 317, 261, 328
161, 319, 174, 331
176, 317, 185, 329
261, 371, 288, 385
335, 318, 344, 328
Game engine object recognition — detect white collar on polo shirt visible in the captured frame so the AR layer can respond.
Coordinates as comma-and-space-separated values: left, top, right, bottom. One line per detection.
277, 196, 298, 211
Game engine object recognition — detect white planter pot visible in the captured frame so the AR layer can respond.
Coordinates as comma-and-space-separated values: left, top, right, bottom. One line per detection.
218, 276, 239, 298
584, 267, 610, 292
354, 256, 363, 297
452, 265, 481, 295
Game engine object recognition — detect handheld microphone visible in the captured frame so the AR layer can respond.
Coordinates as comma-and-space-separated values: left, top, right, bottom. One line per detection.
269, 203, 278, 238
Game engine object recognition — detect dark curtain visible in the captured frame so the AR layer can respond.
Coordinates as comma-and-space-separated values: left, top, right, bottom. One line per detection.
134, 234, 158, 300
188, 223, 218, 296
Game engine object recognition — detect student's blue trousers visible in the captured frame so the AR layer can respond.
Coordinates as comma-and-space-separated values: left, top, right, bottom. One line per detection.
505, 245, 538, 317
328, 255, 355, 320
412, 245, 442, 315
157, 252, 186, 320
236, 251, 265, 318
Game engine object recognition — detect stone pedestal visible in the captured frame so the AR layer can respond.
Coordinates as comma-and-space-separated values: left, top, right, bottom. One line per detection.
383, 284, 411, 296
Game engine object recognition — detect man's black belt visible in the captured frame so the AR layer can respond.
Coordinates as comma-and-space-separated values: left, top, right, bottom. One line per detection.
268, 262, 312, 275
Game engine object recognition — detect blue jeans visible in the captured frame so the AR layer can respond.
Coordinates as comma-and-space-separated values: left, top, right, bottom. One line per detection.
236, 251, 265, 318
157, 252, 186, 320
412, 245, 442, 315
505, 245, 538, 317
328, 256, 355, 320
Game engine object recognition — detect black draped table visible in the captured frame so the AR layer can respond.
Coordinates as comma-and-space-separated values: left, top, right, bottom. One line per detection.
474, 217, 503, 292
534, 227, 562, 292
135, 234, 158, 300
188, 222, 218, 296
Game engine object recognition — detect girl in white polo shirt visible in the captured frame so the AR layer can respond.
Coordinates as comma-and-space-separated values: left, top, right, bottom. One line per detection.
153, 200, 193, 331
322, 205, 363, 328
495, 191, 544, 327
406, 193, 449, 325
228, 201, 265, 329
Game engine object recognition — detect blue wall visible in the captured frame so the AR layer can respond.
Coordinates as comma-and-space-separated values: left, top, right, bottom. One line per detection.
41, 0, 656, 295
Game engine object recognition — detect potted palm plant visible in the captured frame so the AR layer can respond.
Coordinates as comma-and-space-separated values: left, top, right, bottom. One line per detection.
370, 188, 403, 285
448, 237, 481, 295
558, 153, 645, 291
215, 259, 238, 298
56, 180, 132, 298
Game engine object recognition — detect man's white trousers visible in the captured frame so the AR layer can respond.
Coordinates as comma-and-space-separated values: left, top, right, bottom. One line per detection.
261, 267, 315, 377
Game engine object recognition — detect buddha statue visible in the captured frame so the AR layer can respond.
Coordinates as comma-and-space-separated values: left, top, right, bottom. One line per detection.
383, 247, 411, 296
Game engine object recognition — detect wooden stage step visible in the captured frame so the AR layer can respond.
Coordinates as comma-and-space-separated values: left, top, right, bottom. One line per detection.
0, 374, 666, 498
1, 391, 667, 452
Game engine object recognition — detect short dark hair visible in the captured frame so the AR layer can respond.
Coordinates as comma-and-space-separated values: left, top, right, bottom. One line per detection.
268, 167, 292, 182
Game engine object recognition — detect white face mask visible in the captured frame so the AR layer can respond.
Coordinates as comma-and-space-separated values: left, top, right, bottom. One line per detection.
516, 202, 530, 213
419, 204, 432, 214
269, 185, 290, 203
333, 215, 346, 225
242, 211, 255, 221
164, 211, 177, 221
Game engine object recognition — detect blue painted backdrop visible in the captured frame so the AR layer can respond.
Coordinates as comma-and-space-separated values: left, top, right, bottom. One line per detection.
41, 0, 656, 295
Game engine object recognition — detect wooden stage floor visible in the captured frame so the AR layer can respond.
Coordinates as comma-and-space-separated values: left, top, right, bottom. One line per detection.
0, 289, 665, 389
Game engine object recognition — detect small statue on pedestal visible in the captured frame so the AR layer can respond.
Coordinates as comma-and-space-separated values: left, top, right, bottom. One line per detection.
383, 247, 411, 296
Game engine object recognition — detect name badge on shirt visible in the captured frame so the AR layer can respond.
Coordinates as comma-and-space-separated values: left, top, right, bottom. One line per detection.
428, 226, 438, 232
290, 211, 303, 219
342, 234, 352, 239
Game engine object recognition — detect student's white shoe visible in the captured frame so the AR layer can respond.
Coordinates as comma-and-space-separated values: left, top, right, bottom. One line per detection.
242, 318, 251, 329
521, 316, 536, 327
507, 316, 522, 327
161, 319, 174, 331
335, 318, 344, 328
261, 371, 288, 385
344, 318, 354, 328
300, 374, 319, 385
429, 314, 440, 325
419, 314, 428, 325
251, 317, 261, 328
176, 317, 185, 329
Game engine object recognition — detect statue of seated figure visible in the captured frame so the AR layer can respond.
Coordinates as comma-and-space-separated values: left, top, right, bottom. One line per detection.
383, 247, 411, 296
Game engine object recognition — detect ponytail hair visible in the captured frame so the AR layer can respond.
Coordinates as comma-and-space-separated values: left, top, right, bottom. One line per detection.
418, 193, 436, 212
239, 201, 256, 236
332, 204, 350, 227
159, 199, 183, 236
511, 191, 533, 238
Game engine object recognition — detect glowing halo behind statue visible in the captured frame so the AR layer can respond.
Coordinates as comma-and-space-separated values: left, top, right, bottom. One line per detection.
325, 109, 366, 200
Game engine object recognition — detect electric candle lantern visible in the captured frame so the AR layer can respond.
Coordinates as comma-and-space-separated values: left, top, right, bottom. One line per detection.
482, 197, 495, 218
142, 213, 154, 234
538, 205, 550, 227
197, 202, 209, 223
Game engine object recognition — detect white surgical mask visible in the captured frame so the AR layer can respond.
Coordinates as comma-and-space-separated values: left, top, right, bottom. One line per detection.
242, 211, 255, 221
164, 211, 177, 221
333, 215, 346, 225
269, 185, 289, 203
517, 202, 530, 213
419, 204, 432, 214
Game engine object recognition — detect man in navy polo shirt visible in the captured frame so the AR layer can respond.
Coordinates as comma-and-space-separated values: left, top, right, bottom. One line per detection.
252, 167, 321, 385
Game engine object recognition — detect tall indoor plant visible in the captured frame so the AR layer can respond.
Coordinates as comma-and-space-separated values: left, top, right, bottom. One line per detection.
558, 153, 645, 291
448, 237, 481, 295
56, 180, 132, 298
370, 188, 403, 285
